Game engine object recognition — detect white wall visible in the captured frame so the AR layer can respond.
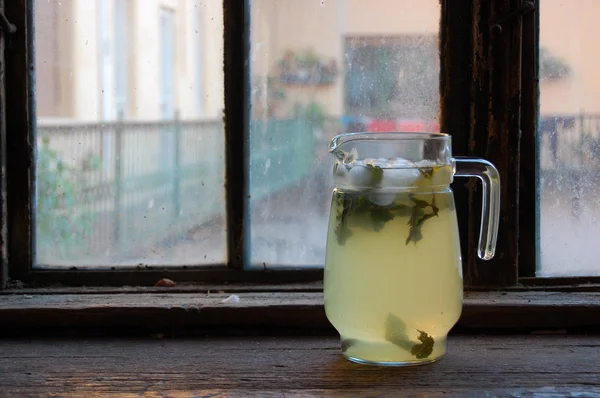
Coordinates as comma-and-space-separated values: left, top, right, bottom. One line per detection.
71, 0, 101, 121
37, 0, 224, 123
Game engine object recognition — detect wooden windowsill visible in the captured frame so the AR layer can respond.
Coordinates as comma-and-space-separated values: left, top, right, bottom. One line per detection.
1, 290, 600, 333
1, 335, 599, 396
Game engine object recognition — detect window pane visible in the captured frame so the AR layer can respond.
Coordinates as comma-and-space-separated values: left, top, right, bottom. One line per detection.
538, 1, 600, 276
248, 0, 440, 268
34, 0, 225, 267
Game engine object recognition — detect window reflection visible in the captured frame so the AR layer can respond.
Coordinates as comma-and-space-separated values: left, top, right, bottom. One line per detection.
538, 1, 600, 276
34, 0, 225, 267
248, 0, 441, 267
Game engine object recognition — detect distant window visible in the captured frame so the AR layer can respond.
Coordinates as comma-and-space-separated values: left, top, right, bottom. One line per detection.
344, 36, 439, 121
159, 8, 175, 120
115, 0, 130, 118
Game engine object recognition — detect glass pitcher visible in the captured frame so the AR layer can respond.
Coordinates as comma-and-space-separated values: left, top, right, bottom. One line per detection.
324, 132, 500, 366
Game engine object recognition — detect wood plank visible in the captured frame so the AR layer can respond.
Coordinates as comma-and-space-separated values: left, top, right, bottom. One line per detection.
0, 282, 324, 295
0, 0, 9, 290
518, 0, 540, 278
2, 291, 600, 332
27, 268, 325, 286
465, 0, 523, 286
223, 0, 246, 270
440, 0, 529, 286
2, 280, 600, 295
4, 0, 34, 284
0, 335, 599, 396
439, 0, 475, 287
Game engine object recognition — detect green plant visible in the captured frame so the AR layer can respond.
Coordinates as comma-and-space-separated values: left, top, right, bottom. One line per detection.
292, 101, 326, 129
36, 136, 99, 258
277, 48, 339, 85
251, 76, 287, 117
296, 49, 320, 69
540, 47, 571, 81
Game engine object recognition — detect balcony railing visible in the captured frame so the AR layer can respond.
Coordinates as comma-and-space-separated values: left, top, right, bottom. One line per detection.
36, 116, 326, 266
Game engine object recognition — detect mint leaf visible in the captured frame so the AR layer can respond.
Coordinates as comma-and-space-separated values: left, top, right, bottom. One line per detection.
410, 196, 432, 209
335, 193, 439, 247
335, 195, 354, 245
405, 194, 439, 245
419, 167, 435, 178
336, 221, 353, 245
365, 164, 384, 186
406, 206, 425, 245
369, 207, 395, 232
385, 313, 435, 360
335, 194, 399, 244
411, 330, 435, 359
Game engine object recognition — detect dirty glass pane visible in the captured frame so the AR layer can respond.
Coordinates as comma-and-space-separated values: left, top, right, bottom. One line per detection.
538, 1, 600, 276
33, 0, 225, 267
248, 0, 441, 268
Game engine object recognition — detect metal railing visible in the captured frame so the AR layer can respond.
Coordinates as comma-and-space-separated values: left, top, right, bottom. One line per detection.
539, 113, 600, 216
37, 116, 225, 264
539, 113, 600, 169
36, 116, 323, 265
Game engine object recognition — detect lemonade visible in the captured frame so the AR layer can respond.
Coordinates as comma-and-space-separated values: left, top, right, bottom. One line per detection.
324, 165, 463, 365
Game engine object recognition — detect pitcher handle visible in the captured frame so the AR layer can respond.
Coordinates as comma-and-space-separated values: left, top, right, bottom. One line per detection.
453, 157, 501, 260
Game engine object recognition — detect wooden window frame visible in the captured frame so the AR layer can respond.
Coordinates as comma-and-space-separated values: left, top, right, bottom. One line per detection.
1, 0, 599, 293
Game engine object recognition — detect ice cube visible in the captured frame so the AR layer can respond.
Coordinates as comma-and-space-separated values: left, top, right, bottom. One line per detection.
381, 168, 422, 188
390, 157, 417, 168
429, 165, 453, 186
348, 165, 378, 187
333, 162, 349, 180
415, 159, 437, 168
369, 192, 396, 206
363, 158, 377, 166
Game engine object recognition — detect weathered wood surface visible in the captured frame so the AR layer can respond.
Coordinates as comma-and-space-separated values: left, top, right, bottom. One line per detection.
518, 0, 540, 278
439, 0, 474, 288
2, 280, 600, 295
223, 0, 246, 270
0, 335, 599, 397
440, 0, 530, 286
4, 0, 34, 284
1, 291, 600, 331
0, 282, 324, 295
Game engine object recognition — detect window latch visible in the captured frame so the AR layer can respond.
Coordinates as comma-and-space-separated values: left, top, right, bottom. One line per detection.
490, 1, 535, 35
0, 10, 16, 35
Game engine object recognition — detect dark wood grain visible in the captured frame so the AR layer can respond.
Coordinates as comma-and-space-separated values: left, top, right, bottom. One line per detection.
462, 0, 523, 286
2, 291, 600, 333
4, 0, 34, 282
440, 0, 524, 286
439, 0, 474, 286
481, 0, 522, 286
518, 0, 540, 277
464, 0, 492, 286
0, 0, 9, 289
223, 0, 248, 269
4, 280, 600, 295
521, 276, 600, 287
26, 268, 325, 287
1, 335, 599, 397
0, 282, 324, 295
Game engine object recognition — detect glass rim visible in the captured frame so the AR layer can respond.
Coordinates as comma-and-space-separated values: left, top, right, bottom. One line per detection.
329, 132, 450, 152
